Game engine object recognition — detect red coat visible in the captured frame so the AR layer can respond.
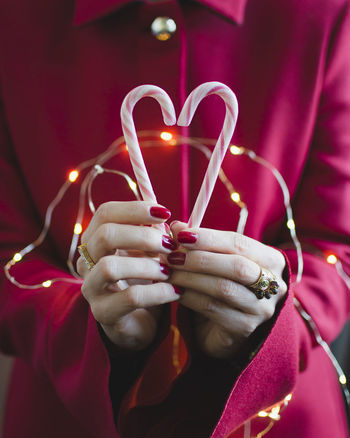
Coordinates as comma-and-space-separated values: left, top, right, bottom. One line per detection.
1, 0, 350, 436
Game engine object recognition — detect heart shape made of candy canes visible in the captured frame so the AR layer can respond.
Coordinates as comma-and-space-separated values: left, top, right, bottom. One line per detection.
120, 82, 238, 229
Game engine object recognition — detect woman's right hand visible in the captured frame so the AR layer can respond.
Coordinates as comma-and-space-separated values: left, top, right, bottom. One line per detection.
76, 201, 180, 352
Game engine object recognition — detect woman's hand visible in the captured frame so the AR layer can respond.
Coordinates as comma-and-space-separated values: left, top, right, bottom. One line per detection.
168, 221, 287, 359
76, 201, 180, 352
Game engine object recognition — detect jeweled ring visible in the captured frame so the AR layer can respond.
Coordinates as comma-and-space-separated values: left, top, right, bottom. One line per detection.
249, 267, 279, 300
78, 243, 96, 271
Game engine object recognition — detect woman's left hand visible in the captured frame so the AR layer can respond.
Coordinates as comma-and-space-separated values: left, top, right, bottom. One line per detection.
167, 222, 287, 359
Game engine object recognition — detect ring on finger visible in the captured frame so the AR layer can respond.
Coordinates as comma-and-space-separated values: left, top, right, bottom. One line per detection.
249, 267, 279, 300
78, 243, 96, 271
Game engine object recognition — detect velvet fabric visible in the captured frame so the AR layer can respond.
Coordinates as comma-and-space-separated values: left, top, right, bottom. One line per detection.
0, 0, 350, 436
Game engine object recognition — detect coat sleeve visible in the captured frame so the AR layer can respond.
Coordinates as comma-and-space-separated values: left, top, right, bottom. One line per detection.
0, 95, 120, 438
172, 2, 350, 437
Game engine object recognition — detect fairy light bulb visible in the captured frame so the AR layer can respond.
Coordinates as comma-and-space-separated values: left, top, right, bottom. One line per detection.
68, 170, 79, 182
327, 254, 338, 265
287, 219, 295, 230
42, 280, 52, 288
339, 374, 347, 385
74, 223, 83, 235
230, 145, 243, 155
231, 192, 241, 203
128, 180, 137, 191
258, 411, 268, 418
269, 406, 280, 420
13, 253, 22, 262
160, 131, 173, 141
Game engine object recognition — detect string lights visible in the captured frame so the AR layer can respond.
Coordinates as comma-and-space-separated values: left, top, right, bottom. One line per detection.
3, 131, 350, 437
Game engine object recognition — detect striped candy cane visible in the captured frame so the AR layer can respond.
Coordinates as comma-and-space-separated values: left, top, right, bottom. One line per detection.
121, 85, 176, 204
177, 82, 238, 228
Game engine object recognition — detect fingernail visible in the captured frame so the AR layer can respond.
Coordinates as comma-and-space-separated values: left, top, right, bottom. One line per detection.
150, 206, 171, 220
177, 231, 198, 244
162, 235, 178, 251
167, 252, 186, 265
160, 263, 171, 276
173, 285, 185, 295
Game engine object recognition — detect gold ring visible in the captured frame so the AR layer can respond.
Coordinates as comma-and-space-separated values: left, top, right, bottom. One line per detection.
249, 267, 279, 300
78, 243, 96, 271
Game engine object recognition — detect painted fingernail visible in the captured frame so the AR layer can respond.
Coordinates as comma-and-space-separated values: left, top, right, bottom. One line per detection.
173, 285, 185, 295
150, 206, 171, 219
177, 231, 198, 244
160, 263, 171, 276
167, 252, 186, 265
162, 235, 178, 251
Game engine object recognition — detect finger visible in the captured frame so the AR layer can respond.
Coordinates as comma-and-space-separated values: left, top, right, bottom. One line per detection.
77, 255, 90, 279
85, 223, 177, 263
170, 221, 284, 271
82, 255, 171, 301
83, 201, 171, 242
167, 250, 261, 286
179, 289, 260, 337
170, 270, 277, 316
89, 282, 180, 324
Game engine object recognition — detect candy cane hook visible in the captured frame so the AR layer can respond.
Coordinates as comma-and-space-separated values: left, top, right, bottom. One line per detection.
177, 82, 238, 228
121, 85, 176, 204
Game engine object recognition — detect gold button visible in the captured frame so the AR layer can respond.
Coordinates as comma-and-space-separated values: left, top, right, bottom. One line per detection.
151, 17, 177, 41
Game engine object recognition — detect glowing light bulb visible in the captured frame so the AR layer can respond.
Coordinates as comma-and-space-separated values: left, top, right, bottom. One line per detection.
258, 411, 268, 418
339, 374, 347, 385
13, 253, 22, 262
128, 180, 137, 192
230, 145, 243, 155
326, 254, 338, 265
68, 170, 79, 182
160, 131, 173, 141
74, 223, 83, 235
231, 192, 241, 203
269, 406, 280, 420
285, 394, 292, 402
287, 219, 295, 230
42, 280, 52, 288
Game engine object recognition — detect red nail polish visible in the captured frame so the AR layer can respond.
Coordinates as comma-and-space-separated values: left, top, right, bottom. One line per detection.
160, 263, 171, 276
162, 235, 178, 251
177, 231, 198, 244
150, 206, 171, 219
167, 252, 186, 265
173, 285, 185, 295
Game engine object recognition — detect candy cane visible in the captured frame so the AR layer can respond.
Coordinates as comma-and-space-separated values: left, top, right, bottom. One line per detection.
177, 82, 238, 228
121, 85, 176, 204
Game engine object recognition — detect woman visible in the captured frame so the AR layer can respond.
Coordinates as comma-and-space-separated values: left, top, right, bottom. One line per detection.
0, 0, 349, 436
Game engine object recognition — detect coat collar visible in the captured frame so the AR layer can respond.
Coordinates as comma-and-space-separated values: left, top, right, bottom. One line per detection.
73, 0, 248, 26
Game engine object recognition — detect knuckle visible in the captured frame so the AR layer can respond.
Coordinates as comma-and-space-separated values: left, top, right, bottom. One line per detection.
231, 233, 249, 254
98, 256, 117, 279
232, 256, 250, 280
201, 296, 217, 314
125, 285, 143, 308
95, 202, 113, 224
261, 304, 274, 320
96, 223, 114, 249
217, 278, 236, 299
197, 251, 210, 271
240, 317, 256, 338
